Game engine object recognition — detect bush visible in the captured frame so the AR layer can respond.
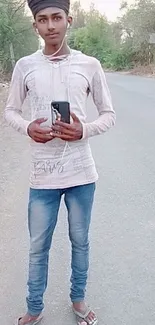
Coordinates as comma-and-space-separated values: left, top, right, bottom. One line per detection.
104, 49, 134, 70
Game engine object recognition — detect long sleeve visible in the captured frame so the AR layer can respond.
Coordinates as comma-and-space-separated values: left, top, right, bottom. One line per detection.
82, 61, 116, 139
4, 61, 31, 135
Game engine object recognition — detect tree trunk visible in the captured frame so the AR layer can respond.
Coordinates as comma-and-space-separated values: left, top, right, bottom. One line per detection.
9, 43, 15, 69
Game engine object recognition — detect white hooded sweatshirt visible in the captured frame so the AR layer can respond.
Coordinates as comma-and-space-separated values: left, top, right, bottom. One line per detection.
4, 49, 116, 189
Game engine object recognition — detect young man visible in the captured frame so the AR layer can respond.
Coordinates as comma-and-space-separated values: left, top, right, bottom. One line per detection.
5, 0, 115, 324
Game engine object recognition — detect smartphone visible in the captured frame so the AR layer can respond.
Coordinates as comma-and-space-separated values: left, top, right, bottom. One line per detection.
51, 101, 70, 124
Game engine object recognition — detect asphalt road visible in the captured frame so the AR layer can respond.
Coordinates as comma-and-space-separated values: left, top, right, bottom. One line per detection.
0, 73, 155, 325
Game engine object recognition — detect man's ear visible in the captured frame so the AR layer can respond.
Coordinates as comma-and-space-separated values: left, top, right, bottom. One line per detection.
67, 16, 73, 27
33, 22, 39, 34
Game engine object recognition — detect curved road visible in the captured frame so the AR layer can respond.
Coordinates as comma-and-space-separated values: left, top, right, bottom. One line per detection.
0, 73, 155, 325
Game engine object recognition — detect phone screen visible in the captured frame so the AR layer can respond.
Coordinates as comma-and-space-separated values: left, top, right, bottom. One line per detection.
51, 101, 70, 124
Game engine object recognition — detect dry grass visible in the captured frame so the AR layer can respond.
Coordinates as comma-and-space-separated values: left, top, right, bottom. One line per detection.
130, 64, 155, 77
0, 84, 8, 114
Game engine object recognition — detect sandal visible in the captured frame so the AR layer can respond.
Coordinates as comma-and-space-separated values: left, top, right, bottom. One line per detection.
73, 306, 98, 325
17, 315, 43, 325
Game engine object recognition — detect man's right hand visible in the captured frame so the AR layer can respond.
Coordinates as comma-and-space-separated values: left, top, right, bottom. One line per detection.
27, 118, 54, 143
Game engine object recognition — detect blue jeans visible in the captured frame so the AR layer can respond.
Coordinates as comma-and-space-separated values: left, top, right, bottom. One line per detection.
26, 183, 95, 316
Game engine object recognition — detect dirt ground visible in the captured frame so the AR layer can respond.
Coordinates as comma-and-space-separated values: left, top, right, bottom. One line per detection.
129, 64, 155, 77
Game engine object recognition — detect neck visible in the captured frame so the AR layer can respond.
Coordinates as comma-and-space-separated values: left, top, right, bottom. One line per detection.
43, 40, 70, 57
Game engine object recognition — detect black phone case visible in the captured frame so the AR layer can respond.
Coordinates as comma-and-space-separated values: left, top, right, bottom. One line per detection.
52, 101, 70, 124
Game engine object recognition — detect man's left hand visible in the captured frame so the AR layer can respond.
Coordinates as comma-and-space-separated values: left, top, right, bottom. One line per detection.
51, 113, 83, 141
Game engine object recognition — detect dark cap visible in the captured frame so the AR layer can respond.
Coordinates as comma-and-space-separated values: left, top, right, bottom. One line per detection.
28, 0, 70, 17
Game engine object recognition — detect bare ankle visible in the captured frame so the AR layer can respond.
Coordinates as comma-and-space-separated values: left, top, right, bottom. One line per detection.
73, 301, 86, 311
19, 313, 40, 325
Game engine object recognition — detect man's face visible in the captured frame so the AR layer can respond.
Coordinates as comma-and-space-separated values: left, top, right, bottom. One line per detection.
34, 7, 72, 46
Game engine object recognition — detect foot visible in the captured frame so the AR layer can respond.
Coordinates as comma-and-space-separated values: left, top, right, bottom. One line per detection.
18, 313, 41, 325
73, 302, 97, 324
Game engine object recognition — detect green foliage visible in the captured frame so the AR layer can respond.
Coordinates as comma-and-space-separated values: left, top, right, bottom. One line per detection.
0, 0, 38, 72
104, 48, 134, 71
69, 0, 155, 70
69, 6, 113, 63
1, 0, 155, 72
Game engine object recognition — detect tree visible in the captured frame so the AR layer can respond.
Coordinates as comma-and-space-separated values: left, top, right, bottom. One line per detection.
71, 1, 85, 29
0, 0, 38, 72
69, 4, 113, 62
1, 0, 154, 74
120, 0, 155, 64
